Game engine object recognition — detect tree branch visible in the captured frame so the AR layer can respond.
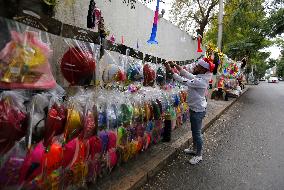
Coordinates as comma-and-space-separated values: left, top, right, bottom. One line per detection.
197, 0, 205, 18
205, 0, 219, 22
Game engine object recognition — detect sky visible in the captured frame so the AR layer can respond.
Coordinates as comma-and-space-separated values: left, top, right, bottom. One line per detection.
145, 0, 174, 20
144, 0, 282, 59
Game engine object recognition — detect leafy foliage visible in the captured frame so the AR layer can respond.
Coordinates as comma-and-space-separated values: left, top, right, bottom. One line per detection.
170, 0, 219, 36
206, 0, 269, 59
266, 8, 284, 37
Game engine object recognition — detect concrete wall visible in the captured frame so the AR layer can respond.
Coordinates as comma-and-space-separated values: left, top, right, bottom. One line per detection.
54, 0, 204, 61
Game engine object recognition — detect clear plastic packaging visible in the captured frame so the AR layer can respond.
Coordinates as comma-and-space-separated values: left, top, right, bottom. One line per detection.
0, 139, 26, 189
143, 63, 156, 87
59, 39, 100, 86
0, 90, 28, 155
0, 17, 56, 89
99, 50, 127, 86
156, 64, 166, 86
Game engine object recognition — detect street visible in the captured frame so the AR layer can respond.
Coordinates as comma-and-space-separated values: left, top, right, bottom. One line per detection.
140, 82, 284, 190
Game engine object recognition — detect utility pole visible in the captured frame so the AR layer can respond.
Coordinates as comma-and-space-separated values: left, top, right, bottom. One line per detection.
217, 0, 224, 50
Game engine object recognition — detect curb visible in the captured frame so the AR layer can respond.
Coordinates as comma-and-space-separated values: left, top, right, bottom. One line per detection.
97, 87, 249, 190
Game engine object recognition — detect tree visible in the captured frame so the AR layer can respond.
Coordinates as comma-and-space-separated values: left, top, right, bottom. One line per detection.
276, 58, 284, 78
170, 0, 219, 37
267, 8, 284, 37
265, 0, 284, 37
276, 48, 284, 78
205, 0, 269, 60
251, 52, 270, 79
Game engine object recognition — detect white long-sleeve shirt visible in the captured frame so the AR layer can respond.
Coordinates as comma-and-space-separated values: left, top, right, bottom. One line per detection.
173, 69, 212, 112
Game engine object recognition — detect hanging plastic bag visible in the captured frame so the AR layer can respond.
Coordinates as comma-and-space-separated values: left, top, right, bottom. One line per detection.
0, 139, 26, 189
62, 137, 79, 169
100, 50, 126, 85
0, 18, 56, 89
19, 142, 45, 184
86, 136, 102, 183
63, 96, 83, 143
25, 93, 50, 149
0, 90, 28, 155
106, 148, 117, 172
143, 63, 156, 87
156, 64, 166, 86
126, 59, 143, 82
81, 95, 96, 140
43, 96, 67, 149
60, 41, 98, 86
41, 141, 63, 178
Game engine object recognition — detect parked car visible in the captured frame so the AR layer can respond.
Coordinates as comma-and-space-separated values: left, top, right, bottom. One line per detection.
268, 77, 279, 83
259, 77, 266, 81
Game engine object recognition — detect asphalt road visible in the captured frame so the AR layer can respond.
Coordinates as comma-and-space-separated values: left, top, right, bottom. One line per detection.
140, 82, 284, 190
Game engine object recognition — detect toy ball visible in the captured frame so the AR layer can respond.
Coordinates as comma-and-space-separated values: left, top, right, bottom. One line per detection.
19, 142, 45, 183
62, 138, 79, 169
64, 108, 82, 142
127, 63, 143, 81
41, 142, 63, 175
44, 104, 66, 148
117, 127, 127, 145
107, 131, 117, 151
143, 64, 156, 86
120, 104, 133, 125
103, 64, 126, 83
61, 47, 96, 85
156, 66, 166, 86
88, 136, 102, 159
99, 131, 109, 153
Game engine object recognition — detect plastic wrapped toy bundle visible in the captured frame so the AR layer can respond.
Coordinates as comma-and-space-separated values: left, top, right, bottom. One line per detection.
0, 18, 56, 89
0, 139, 26, 189
60, 39, 99, 86
100, 51, 126, 85
143, 63, 156, 87
156, 64, 166, 86
0, 90, 29, 155
126, 59, 143, 82
63, 95, 84, 144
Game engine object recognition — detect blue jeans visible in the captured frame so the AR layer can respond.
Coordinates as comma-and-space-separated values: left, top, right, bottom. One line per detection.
190, 110, 206, 156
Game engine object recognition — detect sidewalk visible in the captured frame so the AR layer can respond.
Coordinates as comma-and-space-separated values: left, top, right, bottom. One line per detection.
93, 88, 249, 190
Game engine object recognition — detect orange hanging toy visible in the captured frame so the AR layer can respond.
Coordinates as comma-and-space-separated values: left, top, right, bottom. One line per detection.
197, 35, 203, 53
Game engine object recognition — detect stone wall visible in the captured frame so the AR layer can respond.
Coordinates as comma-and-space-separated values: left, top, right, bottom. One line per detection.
54, 0, 204, 61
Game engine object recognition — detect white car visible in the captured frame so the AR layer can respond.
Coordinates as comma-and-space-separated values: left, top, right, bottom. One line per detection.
268, 77, 279, 83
